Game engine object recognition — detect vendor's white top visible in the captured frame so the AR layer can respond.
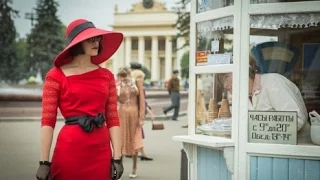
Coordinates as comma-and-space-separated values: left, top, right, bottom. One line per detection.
250, 73, 308, 131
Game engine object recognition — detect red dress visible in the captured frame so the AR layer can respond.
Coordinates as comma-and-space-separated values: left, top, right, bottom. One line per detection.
41, 67, 119, 180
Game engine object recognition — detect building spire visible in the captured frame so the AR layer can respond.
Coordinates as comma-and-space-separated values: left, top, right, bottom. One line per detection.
114, 4, 118, 14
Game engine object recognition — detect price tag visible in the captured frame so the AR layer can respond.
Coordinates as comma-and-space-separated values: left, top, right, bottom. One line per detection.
211, 40, 219, 52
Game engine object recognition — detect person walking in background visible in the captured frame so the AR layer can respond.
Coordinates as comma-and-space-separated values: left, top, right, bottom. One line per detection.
36, 19, 123, 180
117, 67, 145, 178
130, 62, 153, 161
163, 70, 181, 121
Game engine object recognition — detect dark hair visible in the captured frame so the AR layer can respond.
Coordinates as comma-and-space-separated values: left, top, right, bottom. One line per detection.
69, 41, 103, 56
249, 54, 260, 79
130, 62, 142, 70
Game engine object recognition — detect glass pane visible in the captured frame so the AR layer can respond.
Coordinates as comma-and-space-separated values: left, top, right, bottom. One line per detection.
195, 73, 233, 139
197, 0, 234, 13
196, 16, 234, 66
247, 12, 320, 145
251, 0, 320, 4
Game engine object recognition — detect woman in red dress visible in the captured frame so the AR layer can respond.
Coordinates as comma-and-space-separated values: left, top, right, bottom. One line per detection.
35, 19, 124, 180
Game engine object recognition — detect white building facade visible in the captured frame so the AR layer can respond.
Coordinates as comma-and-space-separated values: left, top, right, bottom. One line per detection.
106, 1, 187, 82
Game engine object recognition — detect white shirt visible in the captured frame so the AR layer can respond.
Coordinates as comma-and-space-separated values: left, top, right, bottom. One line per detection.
249, 73, 308, 131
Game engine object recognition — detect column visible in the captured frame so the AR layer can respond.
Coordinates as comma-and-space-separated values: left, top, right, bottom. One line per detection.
138, 36, 145, 65
112, 58, 118, 78
112, 40, 124, 77
125, 36, 131, 66
151, 36, 159, 81
165, 36, 172, 80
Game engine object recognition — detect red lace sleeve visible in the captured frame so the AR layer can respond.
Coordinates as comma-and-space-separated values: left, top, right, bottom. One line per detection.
41, 76, 60, 128
105, 74, 120, 128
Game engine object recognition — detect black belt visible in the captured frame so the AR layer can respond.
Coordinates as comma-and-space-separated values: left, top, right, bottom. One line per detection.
65, 113, 105, 132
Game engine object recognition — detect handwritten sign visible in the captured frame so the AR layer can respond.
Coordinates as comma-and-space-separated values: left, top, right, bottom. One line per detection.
196, 51, 209, 65
207, 54, 231, 65
248, 111, 297, 145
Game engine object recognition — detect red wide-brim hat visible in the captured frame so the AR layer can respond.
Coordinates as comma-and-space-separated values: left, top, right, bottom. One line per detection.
54, 19, 123, 67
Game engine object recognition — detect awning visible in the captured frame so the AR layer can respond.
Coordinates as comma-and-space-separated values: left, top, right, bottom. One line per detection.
197, 12, 320, 33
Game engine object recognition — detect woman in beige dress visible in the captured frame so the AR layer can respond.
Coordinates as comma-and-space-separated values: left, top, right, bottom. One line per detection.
117, 67, 145, 178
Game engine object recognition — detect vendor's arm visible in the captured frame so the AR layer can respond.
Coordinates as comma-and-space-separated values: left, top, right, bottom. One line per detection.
265, 74, 308, 130
106, 73, 121, 159
40, 73, 60, 161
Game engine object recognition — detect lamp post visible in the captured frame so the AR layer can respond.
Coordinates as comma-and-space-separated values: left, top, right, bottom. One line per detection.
25, 9, 36, 27
25, 8, 37, 77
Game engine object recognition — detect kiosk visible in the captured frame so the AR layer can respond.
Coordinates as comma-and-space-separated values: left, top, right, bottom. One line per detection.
173, 0, 320, 179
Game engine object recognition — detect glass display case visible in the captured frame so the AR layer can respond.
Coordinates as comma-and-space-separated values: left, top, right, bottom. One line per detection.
195, 73, 233, 138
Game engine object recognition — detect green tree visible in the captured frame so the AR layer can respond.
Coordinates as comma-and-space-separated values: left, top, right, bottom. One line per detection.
173, 0, 190, 49
180, 51, 189, 78
15, 38, 28, 65
26, 0, 66, 78
141, 66, 151, 80
15, 38, 29, 80
0, 0, 21, 83
173, 0, 190, 80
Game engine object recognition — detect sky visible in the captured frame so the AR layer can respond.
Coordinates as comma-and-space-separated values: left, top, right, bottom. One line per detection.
12, 0, 179, 38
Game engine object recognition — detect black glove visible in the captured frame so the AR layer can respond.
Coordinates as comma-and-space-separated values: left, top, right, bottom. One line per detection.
36, 161, 51, 180
111, 157, 123, 180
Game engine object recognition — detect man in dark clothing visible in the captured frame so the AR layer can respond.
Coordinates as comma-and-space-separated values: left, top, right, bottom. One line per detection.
163, 70, 180, 120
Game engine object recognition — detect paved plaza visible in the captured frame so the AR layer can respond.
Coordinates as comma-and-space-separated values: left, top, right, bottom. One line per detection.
0, 117, 188, 180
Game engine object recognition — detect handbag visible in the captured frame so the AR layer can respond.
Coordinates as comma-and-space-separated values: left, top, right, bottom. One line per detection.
152, 119, 164, 130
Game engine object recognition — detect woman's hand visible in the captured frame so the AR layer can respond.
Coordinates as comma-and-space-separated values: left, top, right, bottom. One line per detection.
111, 157, 124, 180
150, 113, 155, 121
36, 161, 51, 180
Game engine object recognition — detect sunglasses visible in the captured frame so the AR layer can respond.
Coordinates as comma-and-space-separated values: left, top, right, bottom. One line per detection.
86, 36, 102, 43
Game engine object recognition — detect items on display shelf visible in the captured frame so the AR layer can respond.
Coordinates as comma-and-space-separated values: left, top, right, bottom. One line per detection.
207, 98, 219, 121
196, 97, 207, 125
197, 90, 232, 137
310, 110, 320, 145
196, 76, 205, 125
197, 118, 232, 137
218, 99, 231, 118
218, 90, 231, 118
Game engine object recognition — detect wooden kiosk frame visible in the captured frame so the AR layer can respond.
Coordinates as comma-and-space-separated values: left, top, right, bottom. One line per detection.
173, 0, 320, 180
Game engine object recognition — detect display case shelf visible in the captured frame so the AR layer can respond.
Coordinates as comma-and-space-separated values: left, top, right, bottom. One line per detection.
173, 135, 234, 149
246, 143, 320, 159
192, 64, 234, 74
